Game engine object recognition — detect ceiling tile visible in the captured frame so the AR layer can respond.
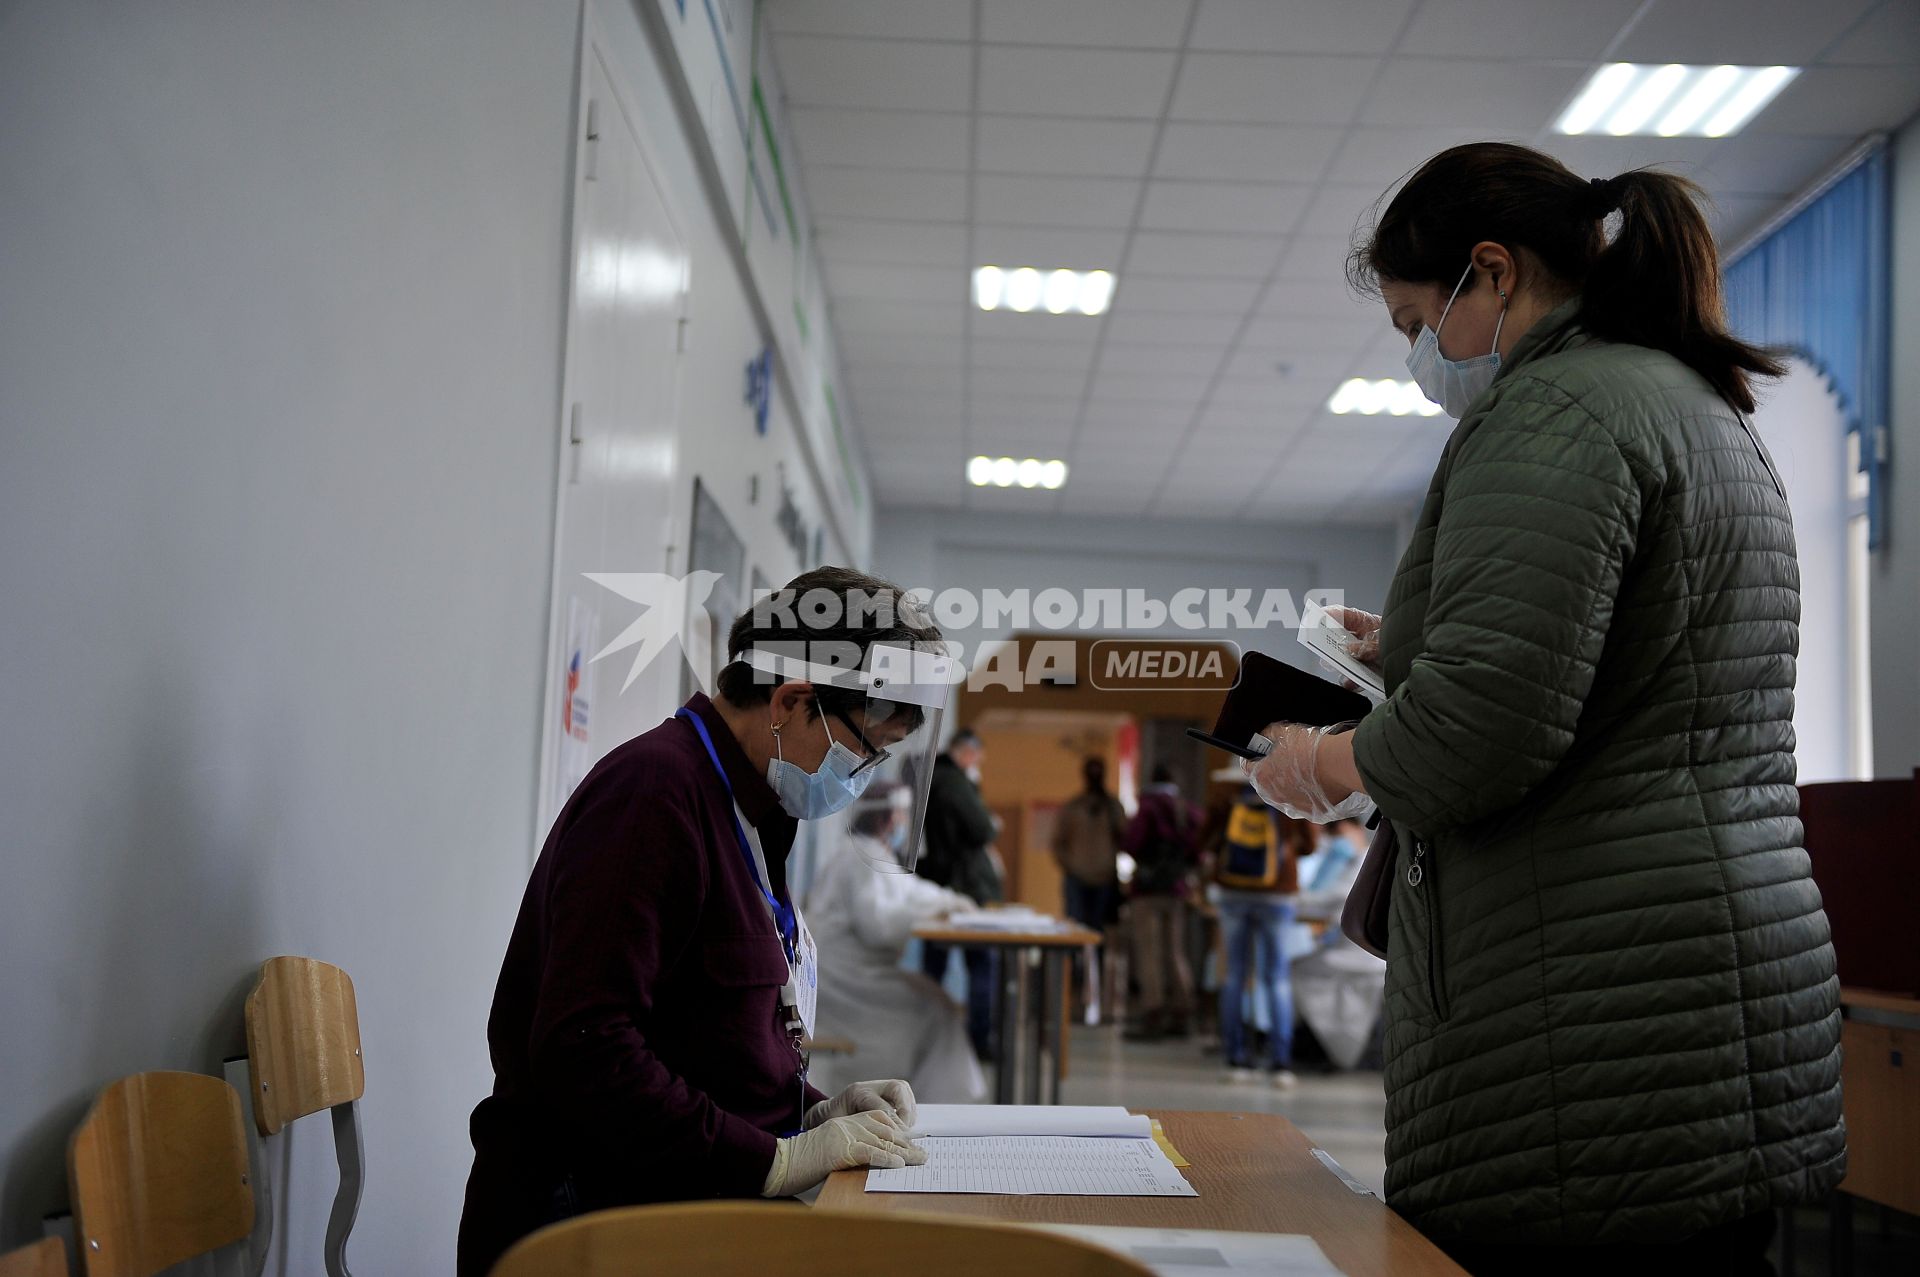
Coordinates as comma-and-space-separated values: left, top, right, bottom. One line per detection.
973, 310, 1115, 343
1239, 316, 1379, 357
1292, 183, 1389, 239
1396, 0, 1642, 59
1154, 123, 1346, 180
840, 333, 961, 366
1171, 53, 1381, 125
1103, 310, 1246, 346
1096, 344, 1225, 378
1535, 134, 1722, 185
970, 365, 1088, 400
1359, 58, 1591, 129
821, 261, 961, 302
1612, 0, 1880, 65
970, 401, 1080, 433
774, 37, 972, 112
1083, 398, 1198, 428
831, 299, 965, 338
1126, 230, 1287, 277
768, 1, 974, 40
1114, 275, 1263, 312
1277, 235, 1358, 287
1748, 67, 1920, 136
1262, 280, 1382, 324
976, 116, 1160, 176
979, 47, 1179, 118
851, 363, 964, 397
1819, 1, 1920, 66
1093, 372, 1213, 403
972, 335, 1099, 369
973, 174, 1143, 228
1190, 0, 1418, 55
973, 224, 1128, 268
815, 219, 968, 267
787, 108, 970, 171
1322, 125, 1492, 185
981, 0, 1193, 48
1138, 180, 1313, 233
806, 167, 968, 221
1706, 134, 1867, 197
972, 390, 1084, 419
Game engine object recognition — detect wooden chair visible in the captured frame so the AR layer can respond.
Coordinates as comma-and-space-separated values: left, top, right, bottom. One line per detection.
0, 1238, 66, 1277
240, 956, 367, 1277
66, 1071, 254, 1277
491, 1201, 1157, 1277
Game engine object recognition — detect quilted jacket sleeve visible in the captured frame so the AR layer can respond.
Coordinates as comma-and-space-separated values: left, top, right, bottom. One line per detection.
1352, 380, 1642, 832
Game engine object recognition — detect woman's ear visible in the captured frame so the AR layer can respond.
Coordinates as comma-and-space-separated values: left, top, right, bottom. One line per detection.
1470, 240, 1515, 296
769, 680, 813, 729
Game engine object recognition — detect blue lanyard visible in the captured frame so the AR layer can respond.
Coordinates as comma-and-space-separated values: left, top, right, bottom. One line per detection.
676, 708, 797, 965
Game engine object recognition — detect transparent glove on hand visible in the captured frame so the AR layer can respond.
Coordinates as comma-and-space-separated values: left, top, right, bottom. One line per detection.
1242, 722, 1373, 824
762, 1111, 926, 1197
805, 1079, 917, 1132
1317, 606, 1384, 691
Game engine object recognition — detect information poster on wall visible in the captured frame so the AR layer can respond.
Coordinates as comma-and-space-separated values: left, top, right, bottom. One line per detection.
550, 596, 599, 819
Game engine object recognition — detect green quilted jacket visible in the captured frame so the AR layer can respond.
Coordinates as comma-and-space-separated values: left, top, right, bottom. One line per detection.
1350, 299, 1846, 1245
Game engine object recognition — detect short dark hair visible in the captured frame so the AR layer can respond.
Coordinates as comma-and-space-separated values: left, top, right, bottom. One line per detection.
1150, 763, 1174, 785
714, 565, 942, 731
947, 727, 981, 752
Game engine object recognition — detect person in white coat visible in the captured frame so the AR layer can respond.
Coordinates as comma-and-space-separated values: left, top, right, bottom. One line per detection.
807, 785, 987, 1103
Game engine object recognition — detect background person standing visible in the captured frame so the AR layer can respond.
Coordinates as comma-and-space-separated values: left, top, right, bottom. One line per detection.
1122, 764, 1201, 1041
914, 727, 1002, 1057
1052, 755, 1128, 1023
1208, 784, 1310, 1087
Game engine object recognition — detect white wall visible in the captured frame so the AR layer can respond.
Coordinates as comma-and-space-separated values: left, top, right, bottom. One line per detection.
870, 509, 1402, 682
0, 0, 869, 1270
1877, 116, 1920, 778
1750, 359, 1859, 783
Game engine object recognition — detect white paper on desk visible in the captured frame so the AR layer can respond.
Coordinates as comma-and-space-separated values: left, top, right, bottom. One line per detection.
1031, 1224, 1341, 1277
911, 1104, 1150, 1139
865, 1136, 1196, 1197
943, 908, 1067, 932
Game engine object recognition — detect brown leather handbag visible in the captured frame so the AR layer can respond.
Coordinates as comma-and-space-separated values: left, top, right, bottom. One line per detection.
1339, 814, 1397, 959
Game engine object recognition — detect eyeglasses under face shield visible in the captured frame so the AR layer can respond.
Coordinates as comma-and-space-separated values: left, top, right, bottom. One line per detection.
741, 642, 963, 873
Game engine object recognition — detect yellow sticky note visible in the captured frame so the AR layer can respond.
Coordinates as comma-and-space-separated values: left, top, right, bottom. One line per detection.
1149, 1118, 1191, 1168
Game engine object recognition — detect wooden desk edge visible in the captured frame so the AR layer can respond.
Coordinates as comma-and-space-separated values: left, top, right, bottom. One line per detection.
819, 1109, 1466, 1277
913, 924, 1103, 948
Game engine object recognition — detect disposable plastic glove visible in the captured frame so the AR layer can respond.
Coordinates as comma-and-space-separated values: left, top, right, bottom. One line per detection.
804, 1079, 918, 1132
1318, 606, 1383, 689
761, 1110, 926, 1197
1243, 722, 1373, 824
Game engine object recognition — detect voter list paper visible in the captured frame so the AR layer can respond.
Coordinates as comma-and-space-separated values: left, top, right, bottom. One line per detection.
864, 1135, 1197, 1197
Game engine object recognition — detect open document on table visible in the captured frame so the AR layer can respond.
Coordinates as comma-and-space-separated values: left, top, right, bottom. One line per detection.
868, 1105, 1195, 1197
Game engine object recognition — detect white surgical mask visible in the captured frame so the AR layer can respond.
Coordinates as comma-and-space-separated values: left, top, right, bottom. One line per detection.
1406, 261, 1506, 418
767, 712, 875, 820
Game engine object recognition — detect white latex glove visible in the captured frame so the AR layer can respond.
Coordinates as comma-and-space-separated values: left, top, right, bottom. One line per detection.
805, 1079, 918, 1132
1242, 722, 1373, 824
761, 1111, 926, 1197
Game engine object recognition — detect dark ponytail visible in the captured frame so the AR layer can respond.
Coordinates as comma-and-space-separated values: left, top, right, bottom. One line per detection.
1349, 141, 1784, 414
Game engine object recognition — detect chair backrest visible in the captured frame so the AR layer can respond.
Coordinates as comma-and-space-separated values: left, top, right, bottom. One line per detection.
244, 956, 365, 1135
67, 1071, 254, 1277
490, 1202, 1157, 1277
0, 1238, 67, 1277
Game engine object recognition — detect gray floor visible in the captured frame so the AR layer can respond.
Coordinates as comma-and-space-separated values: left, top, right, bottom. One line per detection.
1054, 1024, 1390, 1197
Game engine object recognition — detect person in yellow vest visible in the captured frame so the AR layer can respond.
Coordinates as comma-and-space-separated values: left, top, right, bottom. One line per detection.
1210, 783, 1313, 1086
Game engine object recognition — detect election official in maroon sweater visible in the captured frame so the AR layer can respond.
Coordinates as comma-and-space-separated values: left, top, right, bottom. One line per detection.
458, 568, 954, 1276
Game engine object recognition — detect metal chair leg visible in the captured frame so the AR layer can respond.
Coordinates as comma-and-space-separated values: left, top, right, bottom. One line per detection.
324, 1101, 364, 1277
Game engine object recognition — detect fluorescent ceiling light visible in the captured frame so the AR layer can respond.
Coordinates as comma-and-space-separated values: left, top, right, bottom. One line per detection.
1328, 378, 1444, 417
974, 266, 1113, 316
1555, 63, 1799, 137
968, 455, 1069, 489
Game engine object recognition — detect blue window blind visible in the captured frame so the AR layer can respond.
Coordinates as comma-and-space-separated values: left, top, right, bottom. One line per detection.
1724, 142, 1891, 547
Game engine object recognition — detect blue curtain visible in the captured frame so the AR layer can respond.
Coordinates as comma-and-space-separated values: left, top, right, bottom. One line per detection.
1724, 143, 1891, 547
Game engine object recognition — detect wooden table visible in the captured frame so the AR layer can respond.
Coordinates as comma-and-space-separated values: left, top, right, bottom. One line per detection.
821, 1109, 1465, 1276
1828, 987, 1920, 1273
914, 918, 1101, 1105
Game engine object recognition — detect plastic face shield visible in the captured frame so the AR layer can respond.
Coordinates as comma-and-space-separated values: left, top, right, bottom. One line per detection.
741, 642, 962, 873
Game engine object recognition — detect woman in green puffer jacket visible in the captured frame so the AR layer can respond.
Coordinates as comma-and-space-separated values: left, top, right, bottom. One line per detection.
1245, 142, 1844, 1275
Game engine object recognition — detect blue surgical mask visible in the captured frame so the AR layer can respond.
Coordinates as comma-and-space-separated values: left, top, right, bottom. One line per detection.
1406, 261, 1506, 418
767, 713, 876, 820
